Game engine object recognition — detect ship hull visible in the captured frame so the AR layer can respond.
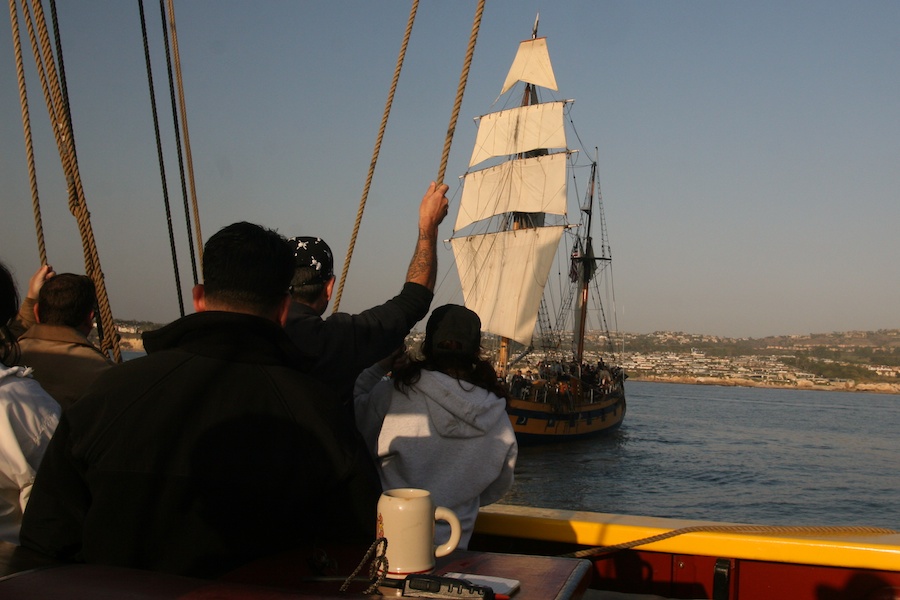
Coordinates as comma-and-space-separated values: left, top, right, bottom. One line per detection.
507, 382, 626, 444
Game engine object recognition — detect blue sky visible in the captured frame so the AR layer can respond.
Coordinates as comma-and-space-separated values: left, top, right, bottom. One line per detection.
2, 1, 898, 338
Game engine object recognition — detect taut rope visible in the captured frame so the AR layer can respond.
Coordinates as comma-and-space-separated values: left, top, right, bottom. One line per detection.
559, 524, 900, 559
166, 0, 203, 270
8, 0, 46, 265
138, 0, 186, 317
436, 0, 485, 186
333, 0, 486, 311
14, 0, 121, 361
333, 0, 420, 312
157, 0, 199, 285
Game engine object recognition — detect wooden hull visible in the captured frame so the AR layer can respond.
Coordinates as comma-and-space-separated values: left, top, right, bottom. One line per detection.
471, 504, 900, 600
507, 381, 626, 444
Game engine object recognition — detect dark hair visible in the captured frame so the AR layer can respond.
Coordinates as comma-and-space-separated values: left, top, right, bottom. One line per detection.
0, 262, 21, 364
202, 222, 294, 314
289, 267, 328, 303
37, 273, 96, 328
393, 306, 507, 400
393, 348, 507, 402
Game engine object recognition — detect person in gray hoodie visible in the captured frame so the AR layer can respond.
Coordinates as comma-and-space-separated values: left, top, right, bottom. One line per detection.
354, 304, 517, 549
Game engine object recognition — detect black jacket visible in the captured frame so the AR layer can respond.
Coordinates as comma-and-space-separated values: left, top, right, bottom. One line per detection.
284, 282, 432, 404
20, 311, 380, 577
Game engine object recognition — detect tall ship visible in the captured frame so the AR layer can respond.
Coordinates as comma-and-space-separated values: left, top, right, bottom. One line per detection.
449, 21, 626, 444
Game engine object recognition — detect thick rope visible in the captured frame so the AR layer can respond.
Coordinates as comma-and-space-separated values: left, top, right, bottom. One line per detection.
158, 0, 198, 286
8, 0, 47, 266
20, 0, 121, 361
166, 0, 203, 270
436, 0, 485, 186
48, 0, 109, 348
138, 0, 186, 317
332, 0, 419, 312
559, 524, 900, 559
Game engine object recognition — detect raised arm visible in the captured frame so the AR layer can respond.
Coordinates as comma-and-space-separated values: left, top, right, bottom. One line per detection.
405, 182, 449, 291
10, 264, 55, 336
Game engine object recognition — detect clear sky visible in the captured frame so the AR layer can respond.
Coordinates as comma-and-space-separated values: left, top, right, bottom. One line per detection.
2, 1, 898, 339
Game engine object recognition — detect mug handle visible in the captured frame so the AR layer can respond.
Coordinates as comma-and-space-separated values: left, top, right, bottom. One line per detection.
433, 506, 461, 558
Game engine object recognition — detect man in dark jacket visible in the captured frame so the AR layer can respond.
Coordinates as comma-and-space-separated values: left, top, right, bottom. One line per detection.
20, 222, 380, 578
17, 273, 115, 409
285, 181, 449, 408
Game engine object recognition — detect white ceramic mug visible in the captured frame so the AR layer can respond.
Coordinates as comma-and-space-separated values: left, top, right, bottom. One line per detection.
376, 488, 461, 578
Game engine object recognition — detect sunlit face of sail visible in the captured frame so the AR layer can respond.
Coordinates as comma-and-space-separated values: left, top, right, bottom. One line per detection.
452, 34, 581, 350
500, 37, 558, 96
455, 152, 568, 231
451, 227, 564, 346
468, 102, 567, 167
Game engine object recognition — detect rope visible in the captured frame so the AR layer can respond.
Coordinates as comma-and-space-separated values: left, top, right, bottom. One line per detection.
339, 537, 389, 595
559, 524, 900, 559
436, 0, 485, 186
8, 0, 47, 265
138, 0, 186, 317
332, 0, 419, 312
19, 0, 121, 361
158, 0, 199, 285
166, 0, 203, 269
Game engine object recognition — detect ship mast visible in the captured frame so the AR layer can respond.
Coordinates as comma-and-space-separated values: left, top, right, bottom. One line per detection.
574, 161, 597, 366
497, 15, 545, 377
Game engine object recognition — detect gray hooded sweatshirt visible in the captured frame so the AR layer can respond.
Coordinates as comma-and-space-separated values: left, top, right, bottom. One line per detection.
354, 364, 517, 548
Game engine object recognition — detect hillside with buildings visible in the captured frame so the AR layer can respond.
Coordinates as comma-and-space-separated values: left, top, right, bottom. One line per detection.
607, 329, 900, 394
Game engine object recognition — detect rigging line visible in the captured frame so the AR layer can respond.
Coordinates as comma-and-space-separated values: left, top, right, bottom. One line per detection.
138, 0, 185, 317
166, 0, 203, 270
157, 0, 198, 286
332, 0, 419, 313
23, 0, 121, 361
435, 0, 486, 185
49, 0, 109, 352
8, 0, 46, 266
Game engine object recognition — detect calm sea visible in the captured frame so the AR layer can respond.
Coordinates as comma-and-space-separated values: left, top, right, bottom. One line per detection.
501, 380, 900, 530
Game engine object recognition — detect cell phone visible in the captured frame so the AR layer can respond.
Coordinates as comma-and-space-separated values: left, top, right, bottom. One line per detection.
443, 573, 521, 596
401, 574, 495, 599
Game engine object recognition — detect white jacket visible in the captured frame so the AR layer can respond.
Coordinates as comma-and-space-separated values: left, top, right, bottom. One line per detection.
0, 362, 60, 544
355, 364, 517, 548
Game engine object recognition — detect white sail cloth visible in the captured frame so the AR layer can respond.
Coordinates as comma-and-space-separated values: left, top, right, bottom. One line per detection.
469, 102, 567, 168
454, 152, 567, 231
451, 226, 564, 346
500, 37, 558, 96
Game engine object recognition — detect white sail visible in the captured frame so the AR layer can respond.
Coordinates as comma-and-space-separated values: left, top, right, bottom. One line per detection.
469, 102, 567, 167
500, 37, 558, 96
451, 226, 564, 346
455, 152, 568, 231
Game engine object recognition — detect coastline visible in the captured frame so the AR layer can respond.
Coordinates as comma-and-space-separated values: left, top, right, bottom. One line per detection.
632, 374, 900, 395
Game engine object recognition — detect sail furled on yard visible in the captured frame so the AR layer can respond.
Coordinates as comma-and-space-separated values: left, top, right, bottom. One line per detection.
455, 152, 567, 231
451, 226, 564, 346
500, 37, 558, 96
469, 102, 567, 167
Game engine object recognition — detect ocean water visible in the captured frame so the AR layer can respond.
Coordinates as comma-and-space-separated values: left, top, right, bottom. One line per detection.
501, 380, 900, 530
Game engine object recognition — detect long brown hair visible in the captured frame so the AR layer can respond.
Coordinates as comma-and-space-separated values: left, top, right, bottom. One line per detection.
393, 305, 507, 400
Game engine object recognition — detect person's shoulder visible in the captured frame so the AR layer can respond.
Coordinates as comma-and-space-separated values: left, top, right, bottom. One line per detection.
0, 366, 60, 414
88, 348, 190, 391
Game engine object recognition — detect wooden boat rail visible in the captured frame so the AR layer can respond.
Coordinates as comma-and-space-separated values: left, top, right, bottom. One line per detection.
471, 505, 900, 600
